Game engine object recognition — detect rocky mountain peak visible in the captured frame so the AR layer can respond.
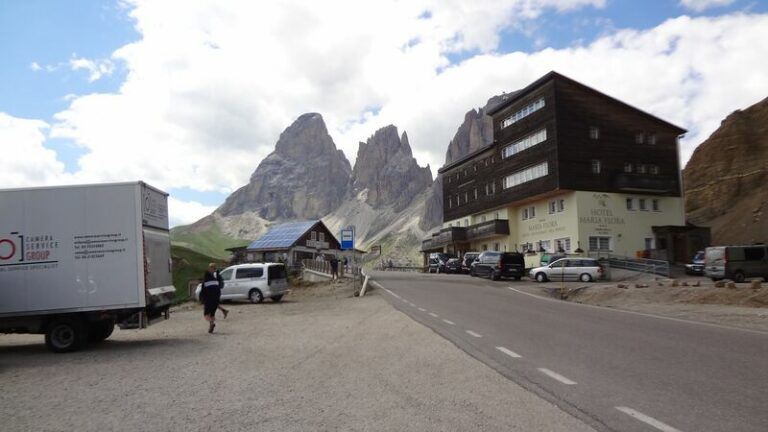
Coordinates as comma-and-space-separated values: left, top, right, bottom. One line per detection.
217, 113, 352, 220
352, 125, 432, 211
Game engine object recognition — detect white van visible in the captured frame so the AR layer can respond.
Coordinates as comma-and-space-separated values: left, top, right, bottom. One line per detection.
196, 263, 289, 303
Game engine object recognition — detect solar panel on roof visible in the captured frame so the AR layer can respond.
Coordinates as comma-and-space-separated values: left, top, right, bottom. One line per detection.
247, 220, 318, 250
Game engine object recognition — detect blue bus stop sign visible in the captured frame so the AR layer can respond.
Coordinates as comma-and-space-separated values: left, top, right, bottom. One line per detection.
341, 228, 354, 250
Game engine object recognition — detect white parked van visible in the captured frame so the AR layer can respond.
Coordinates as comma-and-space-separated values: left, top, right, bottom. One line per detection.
196, 263, 289, 303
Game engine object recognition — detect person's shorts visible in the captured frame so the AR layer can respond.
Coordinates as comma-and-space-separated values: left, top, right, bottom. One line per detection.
202, 288, 220, 316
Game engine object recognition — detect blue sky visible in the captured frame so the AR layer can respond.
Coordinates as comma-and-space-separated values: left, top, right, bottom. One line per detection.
2, 0, 767, 225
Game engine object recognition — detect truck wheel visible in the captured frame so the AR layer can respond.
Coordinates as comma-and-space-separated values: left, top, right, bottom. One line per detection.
733, 271, 745, 283
88, 320, 115, 343
248, 289, 264, 304
272, 295, 284, 302
45, 318, 88, 353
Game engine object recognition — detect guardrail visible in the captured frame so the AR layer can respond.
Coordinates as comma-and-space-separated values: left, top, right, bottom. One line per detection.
376, 265, 427, 272
587, 252, 670, 277
301, 259, 363, 278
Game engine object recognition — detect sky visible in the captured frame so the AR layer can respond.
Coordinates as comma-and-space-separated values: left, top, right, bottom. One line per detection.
2, 0, 768, 227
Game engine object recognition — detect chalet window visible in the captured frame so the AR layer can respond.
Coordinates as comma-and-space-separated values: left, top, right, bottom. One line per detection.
549, 201, 556, 214
639, 198, 648, 211
319, 232, 325, 242
624, 163, 633, 173
626, 198, 635, 211
591, 160, 601, 174
474, 165, 478, 172
652, 199, 660, 211
637, 164, 647, 174
558, 199, 565, 212
589, 236, 611, 251
502, 128, 547, 159
650, 165, 660, 175
501, 97, 545, 129
590, 126, 600, 140
502, 162, 548, 189
635, 133, 645, 144
311, 231, 317, 241
648, 134, 657, 145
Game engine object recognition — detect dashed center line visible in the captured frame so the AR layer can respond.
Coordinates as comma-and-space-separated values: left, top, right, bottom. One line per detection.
428, 312, 439, 318
418, 308, 427, 312
615, 407, 683, 432
496, 346, 522, 358
538, 368, 577, 385
465, 330, 482, 338
442, 319, 455, 325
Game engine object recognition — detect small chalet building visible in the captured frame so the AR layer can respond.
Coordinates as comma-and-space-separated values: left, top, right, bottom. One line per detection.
422, 71, 709, 265
234, 220, 343, 266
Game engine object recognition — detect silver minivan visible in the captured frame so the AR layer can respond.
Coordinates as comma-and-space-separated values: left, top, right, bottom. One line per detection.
530, 258, 604, 282
705, 245, 768, 282
196, 263, 290, 303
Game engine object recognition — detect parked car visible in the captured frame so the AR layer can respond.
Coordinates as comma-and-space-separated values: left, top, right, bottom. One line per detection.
539, 252, 566, 267
196, 263, 289, 303
530, 258, 604, 282
428, 253, 455, 273
470, 252, 525, 280
685, 250, 705, 275
461, 252, 480, 274
445, 258, 462, 273
705, 245, 768, 282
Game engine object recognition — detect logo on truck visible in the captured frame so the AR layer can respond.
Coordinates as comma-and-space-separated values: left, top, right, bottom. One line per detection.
0, 232, 59, 267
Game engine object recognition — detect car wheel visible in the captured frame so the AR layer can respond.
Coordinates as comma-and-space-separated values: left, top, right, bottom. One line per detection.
733, 271, 745, 283
45, 317, 89, 353
535, 272, 548, 283
579, 273, 593, 282
272, 295, 284, 302
491, 271, 501, 281
248, 289, 264, 304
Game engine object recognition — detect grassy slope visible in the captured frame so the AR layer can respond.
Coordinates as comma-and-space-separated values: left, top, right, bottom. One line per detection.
171, 245, 228, 302
170, 223, 248, 260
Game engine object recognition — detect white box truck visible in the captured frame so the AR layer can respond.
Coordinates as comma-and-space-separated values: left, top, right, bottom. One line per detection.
0, 182, 176, 352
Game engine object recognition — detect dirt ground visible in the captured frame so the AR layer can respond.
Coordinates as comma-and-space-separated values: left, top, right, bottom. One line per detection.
526, 279, 768, 333
1, 280, 594, 432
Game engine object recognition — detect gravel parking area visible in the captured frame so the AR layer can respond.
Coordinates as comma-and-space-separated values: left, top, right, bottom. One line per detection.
1, 281, 594, 432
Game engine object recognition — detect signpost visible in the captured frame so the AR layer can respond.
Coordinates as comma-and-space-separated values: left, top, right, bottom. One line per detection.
341, 227, 355, 250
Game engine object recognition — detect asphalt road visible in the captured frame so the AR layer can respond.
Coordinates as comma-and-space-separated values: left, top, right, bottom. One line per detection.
371, 271, 768, 432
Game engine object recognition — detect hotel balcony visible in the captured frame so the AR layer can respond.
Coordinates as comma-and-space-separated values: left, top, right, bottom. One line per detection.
613, 174, 678, 193
421, 220, 509, 251
466, 219, 510, 241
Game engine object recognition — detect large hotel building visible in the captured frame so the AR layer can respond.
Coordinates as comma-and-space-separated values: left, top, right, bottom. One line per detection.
422, 72, 708, 266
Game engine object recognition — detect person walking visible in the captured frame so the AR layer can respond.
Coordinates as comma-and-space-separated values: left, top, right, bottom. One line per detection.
213, 264, 229, 319
329, 255, 339, 281
201, 263, 223, 333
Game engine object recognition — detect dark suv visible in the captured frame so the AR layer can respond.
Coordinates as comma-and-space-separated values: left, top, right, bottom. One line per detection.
471, 251, 525, 280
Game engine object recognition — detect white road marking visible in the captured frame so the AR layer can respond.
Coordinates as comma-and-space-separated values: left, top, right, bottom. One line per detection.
465, 330, 482, 338
496, 346, 522, 358
442, 319, 455, 325
538, 368, 577, 385
506, 287, 768, 336
428, 312, 439, 318
418, 308, 426, 312
615, 407, 683, 432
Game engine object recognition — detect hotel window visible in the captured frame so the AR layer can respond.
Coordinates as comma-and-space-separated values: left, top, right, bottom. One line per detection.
588, 236, 611, 251
650, 165, 660, 175
482, 244, 488, 251
502, 129, 547, 159
626, 198, 635, 211
481, 215, 487, 222
474, 188, 478, 200
494, 243, 500, 251
501, 97, 545, 129
495, 211, 500, 219
503, 162, 548, 189
549, 200, 557, 214
635, 133, 645, 144
485, 184, 490, 196
591, 159, 601, 174
648, 134, 657, 145
522, 208, 529, 220
447, 176, 451, 184
464, 219, 469, 227
448, 197, 452, 208
529, 206, 536, 218
464, 192, 468, 203
590, 126, 600, 140
624, 162, 633, 173
555, 237, 571, 252
491, 182, 496, 194
639, 198, 648, 211
474, 165, 478, 172
540, 240, 551, 252
558, 199, 565, 212
637, 164, 647, 174
652, 199, 660, 211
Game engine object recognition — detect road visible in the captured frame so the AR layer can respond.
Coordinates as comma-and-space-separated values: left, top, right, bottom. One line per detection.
371, 271, 768, 432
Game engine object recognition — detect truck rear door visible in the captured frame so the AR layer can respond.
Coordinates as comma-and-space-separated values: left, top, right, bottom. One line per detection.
140, 184, 175, 309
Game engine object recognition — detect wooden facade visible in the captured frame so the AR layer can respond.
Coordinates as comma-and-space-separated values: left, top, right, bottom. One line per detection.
440, 72, 686, 222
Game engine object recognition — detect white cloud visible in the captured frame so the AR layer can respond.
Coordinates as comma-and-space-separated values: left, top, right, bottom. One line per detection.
30, 61, 42, 71
679, 0, 736, 12
69, 57, 115, 82
0, 113, 71, 187
167, 197, 217, 227
7, 2, 768, 224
